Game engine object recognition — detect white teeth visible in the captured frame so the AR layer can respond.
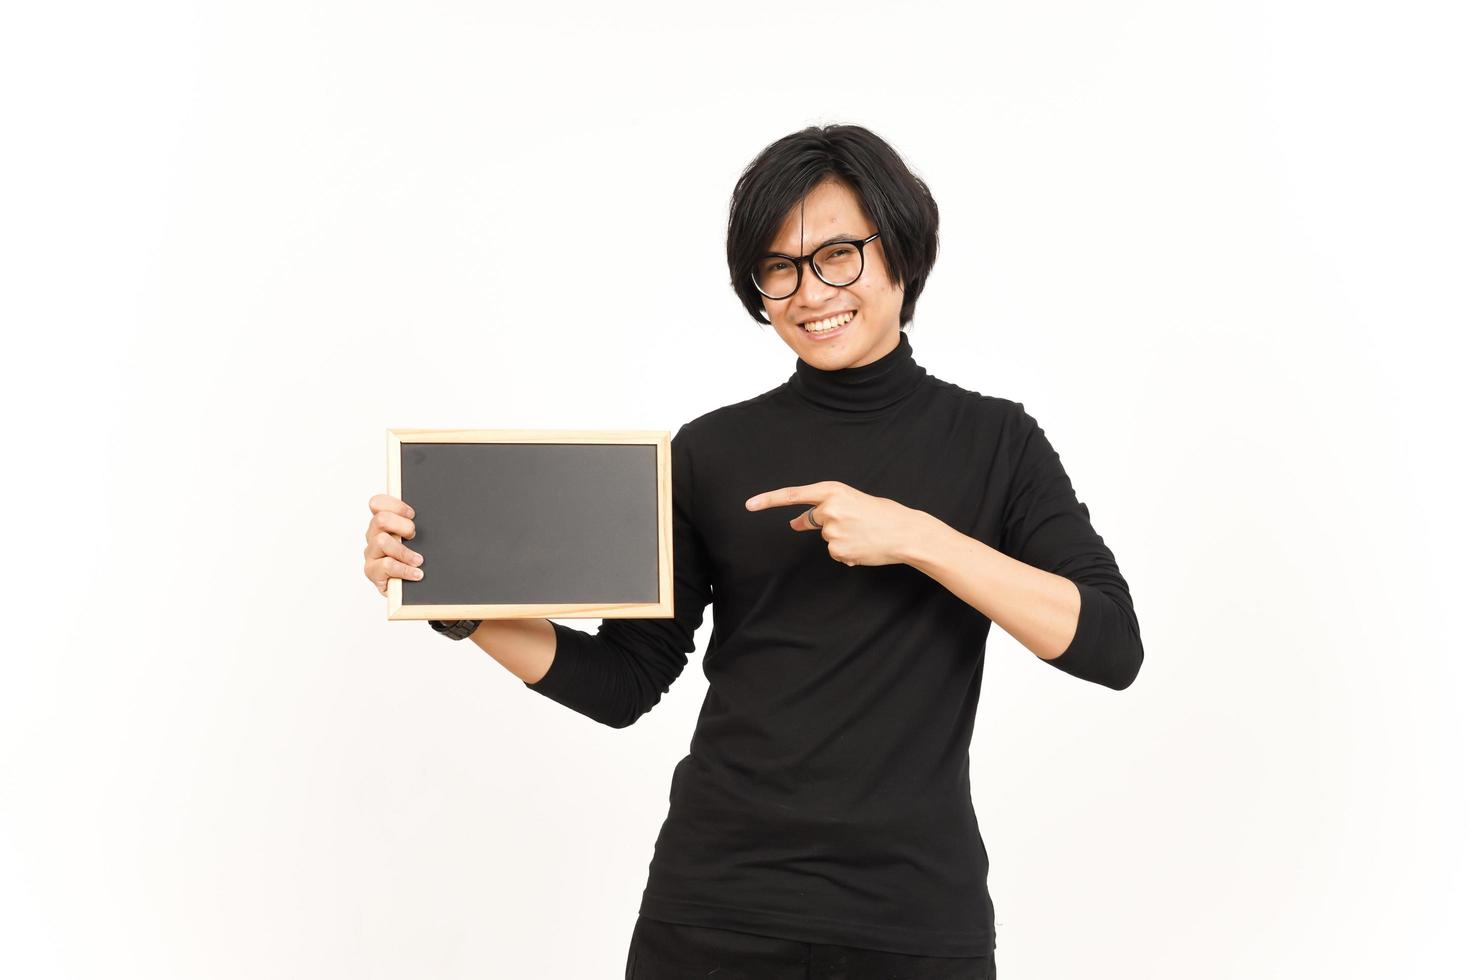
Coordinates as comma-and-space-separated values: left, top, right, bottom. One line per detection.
802, 310, 855, 333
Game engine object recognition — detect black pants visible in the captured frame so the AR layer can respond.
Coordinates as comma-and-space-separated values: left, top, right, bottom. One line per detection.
624, 915, 997, 979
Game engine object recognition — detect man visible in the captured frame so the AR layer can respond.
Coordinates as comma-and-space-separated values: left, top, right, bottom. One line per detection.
366, 123, 1144, 979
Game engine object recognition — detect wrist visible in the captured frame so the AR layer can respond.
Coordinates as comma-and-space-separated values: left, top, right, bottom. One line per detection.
896, 508, 957, 568
429, 619, 483, 641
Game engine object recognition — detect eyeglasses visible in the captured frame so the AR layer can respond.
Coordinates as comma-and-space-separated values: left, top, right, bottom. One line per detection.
750, 232, 882, 301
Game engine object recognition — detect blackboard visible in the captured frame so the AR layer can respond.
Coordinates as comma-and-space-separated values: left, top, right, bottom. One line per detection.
385, 428, 673, 621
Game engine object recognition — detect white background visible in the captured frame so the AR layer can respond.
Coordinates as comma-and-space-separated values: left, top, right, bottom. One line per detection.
3, 1, 1466, 977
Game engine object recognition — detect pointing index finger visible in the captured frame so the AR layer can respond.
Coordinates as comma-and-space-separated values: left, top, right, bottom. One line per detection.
745, 482, 830, 512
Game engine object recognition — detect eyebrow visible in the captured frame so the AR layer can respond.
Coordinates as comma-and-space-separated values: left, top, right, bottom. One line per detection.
764, 232, 865, 256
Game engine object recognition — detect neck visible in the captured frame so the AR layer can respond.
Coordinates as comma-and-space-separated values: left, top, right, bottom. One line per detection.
788, 329, 927, 413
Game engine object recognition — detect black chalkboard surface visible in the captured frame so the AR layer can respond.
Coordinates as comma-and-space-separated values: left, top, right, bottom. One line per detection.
385, 428, 673, 622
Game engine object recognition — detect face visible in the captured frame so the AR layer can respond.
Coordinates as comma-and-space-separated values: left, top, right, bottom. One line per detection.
758, 177, 905, 370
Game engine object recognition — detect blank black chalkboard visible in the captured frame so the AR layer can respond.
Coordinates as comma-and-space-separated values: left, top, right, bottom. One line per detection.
385, 428, 673, 621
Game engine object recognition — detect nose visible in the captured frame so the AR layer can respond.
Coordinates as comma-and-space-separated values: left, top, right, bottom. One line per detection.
794, 257, 840, 310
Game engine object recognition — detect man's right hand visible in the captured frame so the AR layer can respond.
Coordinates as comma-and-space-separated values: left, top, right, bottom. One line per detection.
364, 494, 425, 597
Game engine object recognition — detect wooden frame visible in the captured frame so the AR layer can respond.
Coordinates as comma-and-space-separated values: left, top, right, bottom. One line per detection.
385, 428, 673, 621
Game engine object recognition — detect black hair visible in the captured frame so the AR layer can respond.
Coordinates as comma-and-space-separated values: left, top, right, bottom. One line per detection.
725, 123, 940, 330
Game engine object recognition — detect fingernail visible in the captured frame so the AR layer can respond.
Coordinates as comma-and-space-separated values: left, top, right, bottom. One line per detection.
412, 568, 423, 578
413, 553, 423, 565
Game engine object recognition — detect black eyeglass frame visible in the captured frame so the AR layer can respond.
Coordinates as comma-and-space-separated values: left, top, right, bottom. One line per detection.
750, 232, 883, 301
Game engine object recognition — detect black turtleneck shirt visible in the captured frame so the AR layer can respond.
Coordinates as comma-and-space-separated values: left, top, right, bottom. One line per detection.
523, 330, 1144, 957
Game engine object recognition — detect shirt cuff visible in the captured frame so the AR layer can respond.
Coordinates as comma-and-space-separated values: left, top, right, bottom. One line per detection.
523, 620, 584, 696
1047, 580, 1105, 674
1044, 580, 1142, 690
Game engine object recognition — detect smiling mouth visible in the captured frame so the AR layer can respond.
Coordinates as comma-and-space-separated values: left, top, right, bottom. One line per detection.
800, 310, 857, 334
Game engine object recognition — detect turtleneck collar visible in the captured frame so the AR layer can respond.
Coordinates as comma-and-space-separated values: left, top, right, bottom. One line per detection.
788, 329, 928, 414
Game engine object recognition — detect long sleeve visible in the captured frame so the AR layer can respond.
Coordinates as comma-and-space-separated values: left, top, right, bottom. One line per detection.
522, 423, 714, 727
997, 404, 1144, 690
